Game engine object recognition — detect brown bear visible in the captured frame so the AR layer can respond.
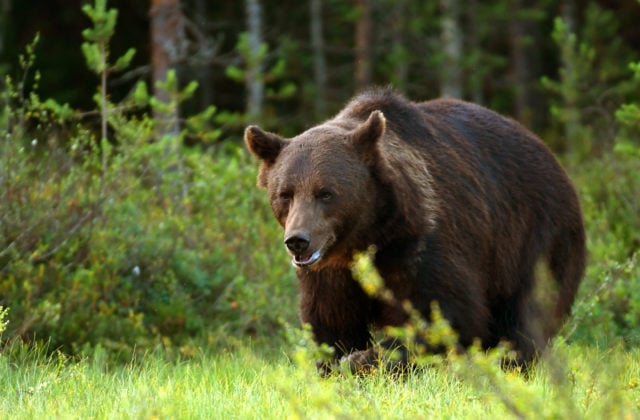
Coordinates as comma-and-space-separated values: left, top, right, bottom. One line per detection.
245, 88, 585, 373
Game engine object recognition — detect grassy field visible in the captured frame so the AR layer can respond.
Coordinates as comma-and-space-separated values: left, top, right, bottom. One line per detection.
1, 339, 638, 419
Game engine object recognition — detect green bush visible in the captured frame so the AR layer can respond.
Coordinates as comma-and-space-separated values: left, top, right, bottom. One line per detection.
566, 145, 640, 347
0, 117, 297, 356
566, 62, 640, 347
542, 3, 639, 157
0, 6, 297, 357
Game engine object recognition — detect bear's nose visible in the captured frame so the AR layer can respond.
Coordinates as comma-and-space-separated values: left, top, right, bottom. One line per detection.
284, 233, 311, 254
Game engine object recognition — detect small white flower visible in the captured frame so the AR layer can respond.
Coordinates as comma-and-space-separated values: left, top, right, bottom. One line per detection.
132, 266, 141, 276
31, 139, 37, 147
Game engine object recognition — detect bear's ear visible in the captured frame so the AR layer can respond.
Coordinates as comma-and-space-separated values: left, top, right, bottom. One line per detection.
351, 110, 386, 159
244, 125, 287, 165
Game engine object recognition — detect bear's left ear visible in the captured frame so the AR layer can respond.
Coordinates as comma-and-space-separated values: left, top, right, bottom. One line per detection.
244, 125, 287, 166
351, 110, 386, 160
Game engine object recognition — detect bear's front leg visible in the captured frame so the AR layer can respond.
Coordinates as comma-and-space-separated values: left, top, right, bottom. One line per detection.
341, 338, 410, 374
298, 267, 375, 375
310, 320, 372, 376
341, 348, 379, 374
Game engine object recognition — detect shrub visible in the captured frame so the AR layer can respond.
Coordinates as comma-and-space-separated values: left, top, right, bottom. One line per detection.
0, 3, 297, 358
542, 3, 639, 157
0, 105, 297, 356
565, 61, 640, 347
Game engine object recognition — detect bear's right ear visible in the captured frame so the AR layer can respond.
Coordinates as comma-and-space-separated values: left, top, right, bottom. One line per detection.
244, 125, 287, 166
350, 110, 386, 163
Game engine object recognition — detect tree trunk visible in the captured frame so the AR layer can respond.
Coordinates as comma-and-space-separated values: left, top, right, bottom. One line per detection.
508, 0, 546, 129
526, 3, 547, 132
509, 0, 530, 124
0, 0, 10, 59
440, 0, 463, 98
467, 0, 484, 104
245, 0, 264, 122
195, 0, 214, 109
354, 0, 372, 92
150, 0, 182, 135
560, 0, 580, 146
310, 0, 327, 118
150, 0, 188, 201
390, 0, 408, 92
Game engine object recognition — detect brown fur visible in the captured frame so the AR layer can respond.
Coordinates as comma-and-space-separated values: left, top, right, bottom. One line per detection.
245, 89, 586, 372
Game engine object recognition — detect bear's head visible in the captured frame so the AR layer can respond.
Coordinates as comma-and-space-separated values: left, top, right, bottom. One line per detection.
245, 111, 389, 270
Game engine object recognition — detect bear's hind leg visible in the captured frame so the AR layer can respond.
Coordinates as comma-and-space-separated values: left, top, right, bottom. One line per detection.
548, 224, 586, 329
489, 286, 545, 369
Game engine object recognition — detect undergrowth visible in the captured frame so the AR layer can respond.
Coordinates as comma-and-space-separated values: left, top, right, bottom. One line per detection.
0, 2, 296, 358
0, 336, 638, 419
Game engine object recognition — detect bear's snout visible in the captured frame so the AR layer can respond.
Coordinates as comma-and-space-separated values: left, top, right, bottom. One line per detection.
284, 230, 327, 268
284, 232, 311, 254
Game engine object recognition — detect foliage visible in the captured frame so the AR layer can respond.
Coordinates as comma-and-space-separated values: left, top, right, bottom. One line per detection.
0, 2, 297, 358
0, 104, 295, 355
0, 307, 7, 337
81, 0, 136, 173
565, 59, 640, 347
615, 61, 640, 146
81, 0, 136, 76
542, 2, 639, 157
3, 0, 640, 141
225, 31, 297, 128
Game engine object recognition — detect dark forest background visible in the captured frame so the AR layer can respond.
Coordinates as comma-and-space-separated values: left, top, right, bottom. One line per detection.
0, 0, 639, 357
2, 0, 639, 143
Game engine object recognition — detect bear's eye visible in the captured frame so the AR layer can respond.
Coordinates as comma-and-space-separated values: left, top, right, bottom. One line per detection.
317, 189, 334, 202
279, 191, 293, 202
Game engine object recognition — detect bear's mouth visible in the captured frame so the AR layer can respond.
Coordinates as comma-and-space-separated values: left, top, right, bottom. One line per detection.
292, 249, 322, 268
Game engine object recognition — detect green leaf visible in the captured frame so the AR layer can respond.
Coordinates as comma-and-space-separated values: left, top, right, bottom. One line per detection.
269, 58, 286, 78
155, 69, 178, 93
278, 83, 296, 98
180, 81, 199, 101
149, 97, 171, 114
613, 142, 640, 158
133, 81, 149, 107
225, 66, 245, 82
630, 62, 640, 79
81, 42, 103, 73
42, 98, 74, 122
112, 48, 136, 72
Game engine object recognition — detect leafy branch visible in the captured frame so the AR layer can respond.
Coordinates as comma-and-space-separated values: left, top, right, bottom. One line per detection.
81, 0, 136, 178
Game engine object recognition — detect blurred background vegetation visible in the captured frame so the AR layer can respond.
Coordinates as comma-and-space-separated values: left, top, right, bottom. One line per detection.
0, 0, 638, 359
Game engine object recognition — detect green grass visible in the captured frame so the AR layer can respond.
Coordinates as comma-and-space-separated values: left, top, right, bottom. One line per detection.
1, 340, 638, 419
